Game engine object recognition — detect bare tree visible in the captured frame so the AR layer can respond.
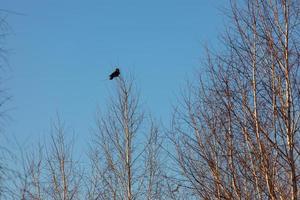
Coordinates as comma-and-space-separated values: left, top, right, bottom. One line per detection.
0, 11, 11, 125
9, 119, 83, 200
171, 0, 300, 199
45, 121, 83, 200
0, 10, 13, 199
88, 77, 168, 200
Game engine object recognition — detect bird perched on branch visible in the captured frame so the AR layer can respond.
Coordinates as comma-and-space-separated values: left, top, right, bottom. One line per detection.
109, 68, 120, 80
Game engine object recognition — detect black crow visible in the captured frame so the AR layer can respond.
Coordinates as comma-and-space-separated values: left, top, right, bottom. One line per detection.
109, 68, 120, 80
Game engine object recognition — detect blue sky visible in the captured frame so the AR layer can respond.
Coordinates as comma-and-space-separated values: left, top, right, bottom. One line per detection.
2, 0, 226, 152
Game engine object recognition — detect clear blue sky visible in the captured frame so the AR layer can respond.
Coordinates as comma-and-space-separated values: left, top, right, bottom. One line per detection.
2, 0, 226, 152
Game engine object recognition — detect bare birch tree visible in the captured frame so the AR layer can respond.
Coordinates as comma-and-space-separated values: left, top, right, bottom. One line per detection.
172, 0, 300, 199
88, 76, 168, 200
0, 10, 13, 199
9, 119, 83, 200
0, 11, 11, 125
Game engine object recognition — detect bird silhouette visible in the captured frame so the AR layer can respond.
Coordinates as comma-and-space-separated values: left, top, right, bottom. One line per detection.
109, 68, 120, 80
